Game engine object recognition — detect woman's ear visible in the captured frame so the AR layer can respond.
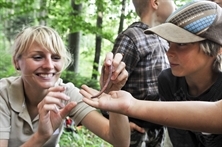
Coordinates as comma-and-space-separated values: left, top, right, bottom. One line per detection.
13, 58, 20, 70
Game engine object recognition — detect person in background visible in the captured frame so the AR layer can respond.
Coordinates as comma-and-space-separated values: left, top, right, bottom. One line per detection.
101, 0, 175, 146
0, 26, 130, 147
80, 1, 222, 146
210, 0, 222, 7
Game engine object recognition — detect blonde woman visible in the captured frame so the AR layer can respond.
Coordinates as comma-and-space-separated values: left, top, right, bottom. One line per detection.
0, 26, 130, 147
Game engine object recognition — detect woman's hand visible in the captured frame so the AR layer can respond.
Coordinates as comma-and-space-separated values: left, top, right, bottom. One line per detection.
80, 85, 134, 114
37, 86, 76, 139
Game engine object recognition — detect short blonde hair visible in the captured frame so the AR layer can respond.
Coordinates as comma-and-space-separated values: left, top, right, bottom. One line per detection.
132, 0, 149, 16
12, 26, 72, 70
200, 40, 222, 72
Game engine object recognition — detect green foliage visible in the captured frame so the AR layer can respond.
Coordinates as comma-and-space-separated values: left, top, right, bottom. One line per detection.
61, 70, 100, 90
5, 15, 35, 41
174, 0, 193, 6
0, 27, 17, 78
0, 55, 17, 78
59, 126, 112, 147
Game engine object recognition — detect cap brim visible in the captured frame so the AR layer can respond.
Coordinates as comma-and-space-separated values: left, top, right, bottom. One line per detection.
144, 23, 205, 43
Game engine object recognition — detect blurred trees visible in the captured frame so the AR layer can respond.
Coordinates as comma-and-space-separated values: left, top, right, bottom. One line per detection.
0, 0, 190, 80
0, 0, 136, 79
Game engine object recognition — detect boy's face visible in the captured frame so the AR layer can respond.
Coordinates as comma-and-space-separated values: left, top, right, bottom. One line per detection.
210, 0, 222, 7
166, 42, 215, 77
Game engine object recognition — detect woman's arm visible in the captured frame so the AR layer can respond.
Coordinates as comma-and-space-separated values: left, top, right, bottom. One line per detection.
20, 132, 49, 147
81, 111, 130, 147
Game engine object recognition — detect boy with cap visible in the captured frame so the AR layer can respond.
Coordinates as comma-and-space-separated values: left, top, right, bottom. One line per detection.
80, 0, 222, 146
146, 0, 222, 146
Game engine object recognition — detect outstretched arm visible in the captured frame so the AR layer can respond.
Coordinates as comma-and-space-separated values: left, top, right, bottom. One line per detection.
128, 98, 222, 134
80, 88, 222, 134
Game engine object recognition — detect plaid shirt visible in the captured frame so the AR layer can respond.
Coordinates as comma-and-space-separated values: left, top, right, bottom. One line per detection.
112, 22, 169, 100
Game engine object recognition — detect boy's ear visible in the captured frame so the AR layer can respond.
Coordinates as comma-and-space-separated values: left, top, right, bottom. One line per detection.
150, 0, 159, 9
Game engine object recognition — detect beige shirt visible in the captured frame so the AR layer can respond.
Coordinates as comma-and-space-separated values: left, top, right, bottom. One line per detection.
0, 77, 95, 147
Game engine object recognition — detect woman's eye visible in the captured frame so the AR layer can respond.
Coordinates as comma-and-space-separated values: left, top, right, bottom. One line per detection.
33, 56, 43, 60
52, 55, 61, 61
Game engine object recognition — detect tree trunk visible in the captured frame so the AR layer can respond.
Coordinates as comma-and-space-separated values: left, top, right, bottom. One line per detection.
92, 11, 103, 80
39, 0, 47, 26
68, 32, 80, 72
4, 0, 15, 45
118, 0, 126, 34
68, 0, 82, 72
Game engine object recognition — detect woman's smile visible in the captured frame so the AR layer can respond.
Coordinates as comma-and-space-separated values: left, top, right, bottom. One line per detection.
36, 73, 56, 79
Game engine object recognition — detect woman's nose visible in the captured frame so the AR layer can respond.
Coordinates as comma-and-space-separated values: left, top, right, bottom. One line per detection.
42, 58, 54, 69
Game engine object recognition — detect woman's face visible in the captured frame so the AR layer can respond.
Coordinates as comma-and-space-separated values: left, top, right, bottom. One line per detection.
166, 42, 215, 77
16, 41, 63, 90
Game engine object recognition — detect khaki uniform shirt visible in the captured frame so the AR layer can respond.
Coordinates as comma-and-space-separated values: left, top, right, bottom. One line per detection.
0, 77, 95, 147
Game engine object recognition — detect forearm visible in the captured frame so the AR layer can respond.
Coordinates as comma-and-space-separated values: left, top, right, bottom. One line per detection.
20, 132, 49, 147
109, 112, 130, 147
128, 100, 222, 134
0, 140, 8, 147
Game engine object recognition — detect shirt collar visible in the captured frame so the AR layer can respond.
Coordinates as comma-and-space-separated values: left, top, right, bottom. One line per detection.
9, 77, 26, 113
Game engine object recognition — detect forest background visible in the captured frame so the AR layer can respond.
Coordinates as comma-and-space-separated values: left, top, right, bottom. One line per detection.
0, 0, 190, 146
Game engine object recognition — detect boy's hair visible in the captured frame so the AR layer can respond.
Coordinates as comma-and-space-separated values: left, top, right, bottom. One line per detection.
144, 0, 222, 46
200, 40, 222, 72
132, 0, 149, 16
12, 26, 72, 70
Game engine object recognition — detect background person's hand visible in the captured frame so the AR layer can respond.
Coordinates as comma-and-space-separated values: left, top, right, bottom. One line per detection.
129, 122, 145, 133
100, 52, 128, 93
